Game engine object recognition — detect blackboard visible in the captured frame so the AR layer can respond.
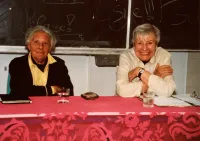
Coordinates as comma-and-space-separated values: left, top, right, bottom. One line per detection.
0, 0, 199, 50
0, 0, 128, 48
130, 0, 200, 50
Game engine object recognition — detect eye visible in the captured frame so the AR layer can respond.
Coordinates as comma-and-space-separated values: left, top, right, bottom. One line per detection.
146, 41, 154, 45
33, 40, 38, 44
43, 42, 49, 46
32, 40, 41, 46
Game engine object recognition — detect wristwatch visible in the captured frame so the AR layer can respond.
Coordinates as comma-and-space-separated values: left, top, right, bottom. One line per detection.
138, 68, 145, 79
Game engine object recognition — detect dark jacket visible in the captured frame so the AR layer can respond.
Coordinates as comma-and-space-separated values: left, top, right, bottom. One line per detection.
9, 54, 74, 96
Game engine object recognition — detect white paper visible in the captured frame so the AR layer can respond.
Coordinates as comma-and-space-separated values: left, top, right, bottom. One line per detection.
154, 96, 192, 107
172, 94, 200, 106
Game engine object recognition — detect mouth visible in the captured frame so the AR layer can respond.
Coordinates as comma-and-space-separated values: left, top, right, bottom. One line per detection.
36, 51, 44, 54
140, 52, 149, 55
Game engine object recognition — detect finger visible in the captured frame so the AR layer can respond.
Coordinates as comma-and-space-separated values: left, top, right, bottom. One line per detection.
142, 84, 148, 93
161, 72, 173, 78
158, 65, 172, 70
155, 63, 160, 70
128, 71, 133, 82
154, 63, 160, 75
157, 67, 173, 73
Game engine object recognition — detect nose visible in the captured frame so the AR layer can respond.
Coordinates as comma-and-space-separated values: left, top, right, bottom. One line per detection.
141, 44, 147, 50
38, 43, 44, 50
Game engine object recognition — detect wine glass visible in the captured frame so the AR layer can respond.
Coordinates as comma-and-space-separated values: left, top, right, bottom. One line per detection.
57, 87, 70, 103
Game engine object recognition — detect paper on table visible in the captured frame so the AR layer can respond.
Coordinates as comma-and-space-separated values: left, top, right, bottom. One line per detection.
154, 96, 192, 107
172, 94, 200, 106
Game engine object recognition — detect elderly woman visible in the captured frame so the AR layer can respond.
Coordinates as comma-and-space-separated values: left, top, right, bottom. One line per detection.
9, 25, 74, 96
116, 23, 176, 97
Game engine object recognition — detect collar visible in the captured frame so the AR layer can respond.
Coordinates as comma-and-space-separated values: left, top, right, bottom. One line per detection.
28, 53, 57, 68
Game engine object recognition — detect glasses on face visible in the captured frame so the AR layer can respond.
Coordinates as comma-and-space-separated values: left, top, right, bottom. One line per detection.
190, 91, 200, 100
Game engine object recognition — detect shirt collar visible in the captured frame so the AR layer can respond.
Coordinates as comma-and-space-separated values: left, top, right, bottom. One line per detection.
28, 53, 57, 68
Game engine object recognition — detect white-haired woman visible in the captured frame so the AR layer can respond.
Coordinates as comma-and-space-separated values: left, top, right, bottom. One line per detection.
116, 23, 176, 97
9, 25, 74, 96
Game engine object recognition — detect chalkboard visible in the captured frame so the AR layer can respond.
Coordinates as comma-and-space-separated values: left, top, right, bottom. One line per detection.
130, 0, 200, 50
0, 0, 199, 50
0, 0, 128, 48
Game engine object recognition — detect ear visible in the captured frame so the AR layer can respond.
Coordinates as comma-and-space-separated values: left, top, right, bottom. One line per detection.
49, 46, 52, 52
27, 44, 31, 51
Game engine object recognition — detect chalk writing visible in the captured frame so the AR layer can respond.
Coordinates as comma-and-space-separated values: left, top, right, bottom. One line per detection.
0, 0, 198, 50
144, 0, 155, 20
66, 14, 75, 27
0, 1, 11, 29
132, 0, 199, 26
27, 10, 84, 40
0, 21, 8, 28
94, 0, 127, 31
43, 0, 84, 4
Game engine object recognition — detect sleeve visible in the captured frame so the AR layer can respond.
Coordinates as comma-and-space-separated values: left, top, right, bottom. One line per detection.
9, 58, 47, 96
47, 58, 74, 96
116, 52, 142, 97
60, 63, 74, 96
148, 52, 176, 97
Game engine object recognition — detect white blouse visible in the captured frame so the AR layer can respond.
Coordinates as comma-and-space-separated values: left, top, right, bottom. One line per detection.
116, 47, 176, 97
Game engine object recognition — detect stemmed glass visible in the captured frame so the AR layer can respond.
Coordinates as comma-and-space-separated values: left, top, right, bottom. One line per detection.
57, 87, 70, 103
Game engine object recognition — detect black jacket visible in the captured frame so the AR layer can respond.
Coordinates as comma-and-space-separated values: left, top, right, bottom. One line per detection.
9, 54, 74, 96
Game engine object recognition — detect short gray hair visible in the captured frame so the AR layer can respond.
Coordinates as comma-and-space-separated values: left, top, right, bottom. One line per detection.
132, 23, 160, 45
25, 25, 57, 51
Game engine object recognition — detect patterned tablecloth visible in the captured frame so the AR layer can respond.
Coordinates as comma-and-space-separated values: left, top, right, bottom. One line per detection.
0, 96, 199, 141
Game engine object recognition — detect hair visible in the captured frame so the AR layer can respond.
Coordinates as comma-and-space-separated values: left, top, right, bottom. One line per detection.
132, 23, 160, 45
25, 25, 57, 51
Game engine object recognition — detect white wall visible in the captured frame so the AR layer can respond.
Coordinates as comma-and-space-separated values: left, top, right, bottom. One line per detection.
0, 52, 187, 95
170, 52, 187, 94
0, 54, 21, 94
186, 52, 200, 94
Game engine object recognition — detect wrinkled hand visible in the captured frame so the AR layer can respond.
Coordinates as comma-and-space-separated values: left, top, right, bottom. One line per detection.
51, 86, 63, 94
128, 67, 141, 82
154, 63, 173, 78
142, 82, 148, 93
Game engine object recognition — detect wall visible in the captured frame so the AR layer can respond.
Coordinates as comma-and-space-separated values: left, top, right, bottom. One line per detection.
170, 52, 188, 94
186, 52, 200, 94
0, 52, 187, 96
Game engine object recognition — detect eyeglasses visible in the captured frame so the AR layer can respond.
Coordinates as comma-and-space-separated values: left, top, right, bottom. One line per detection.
190, 91, 200, 100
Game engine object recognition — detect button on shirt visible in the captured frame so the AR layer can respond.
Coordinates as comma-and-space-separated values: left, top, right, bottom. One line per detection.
116, 47, 176, 97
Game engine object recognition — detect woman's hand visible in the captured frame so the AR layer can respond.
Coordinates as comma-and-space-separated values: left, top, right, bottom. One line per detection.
128, 67, 141, 82
142, 82, 148, 93
154, 63, 173, 78
51, 86, 63, 94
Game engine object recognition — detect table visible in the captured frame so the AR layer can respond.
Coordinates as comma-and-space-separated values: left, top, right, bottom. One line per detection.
0, 96, 200, 141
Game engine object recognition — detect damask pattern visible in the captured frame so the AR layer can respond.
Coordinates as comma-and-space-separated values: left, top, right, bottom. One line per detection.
0, 112, 200, 141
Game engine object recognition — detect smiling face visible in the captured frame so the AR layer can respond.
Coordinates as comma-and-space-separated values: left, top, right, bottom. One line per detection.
27, 31, 51, 64
134, 32, 157, 62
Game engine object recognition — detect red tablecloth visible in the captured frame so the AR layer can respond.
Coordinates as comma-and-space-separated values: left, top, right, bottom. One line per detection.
0, 96, 200, 141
